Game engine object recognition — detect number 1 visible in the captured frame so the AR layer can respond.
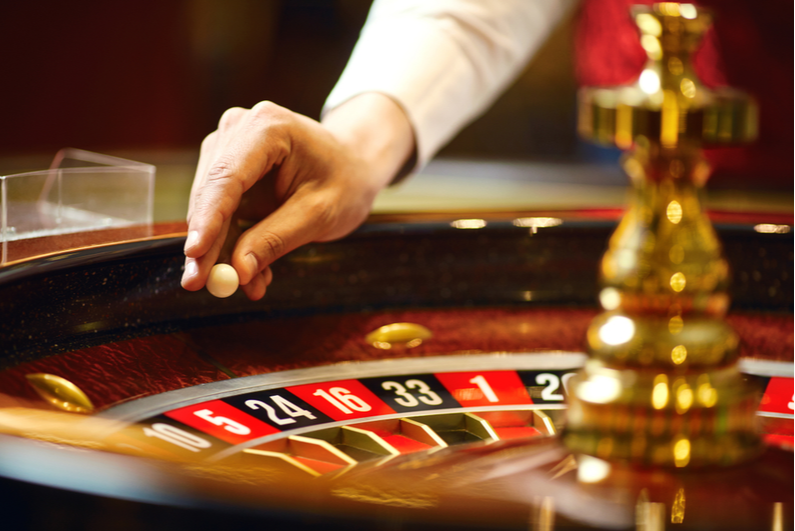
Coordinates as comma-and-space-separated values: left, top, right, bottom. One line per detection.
469, 375, 499, 403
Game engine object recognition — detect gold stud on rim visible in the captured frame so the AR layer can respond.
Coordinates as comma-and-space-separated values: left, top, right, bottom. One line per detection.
25, 373, 95, 414
365, 323, 433, 350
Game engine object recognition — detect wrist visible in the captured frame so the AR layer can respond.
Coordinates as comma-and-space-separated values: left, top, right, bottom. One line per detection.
321, 92, 416, 190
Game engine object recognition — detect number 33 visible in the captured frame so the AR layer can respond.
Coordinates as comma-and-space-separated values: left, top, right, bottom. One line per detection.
382, 379, 444, 407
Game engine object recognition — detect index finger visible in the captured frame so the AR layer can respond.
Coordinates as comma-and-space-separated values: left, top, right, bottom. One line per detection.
187, 106, 247, 227
184, 102, 291, 261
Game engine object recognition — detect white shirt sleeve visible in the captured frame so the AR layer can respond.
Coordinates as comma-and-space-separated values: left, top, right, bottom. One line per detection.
323, 0, 575, 169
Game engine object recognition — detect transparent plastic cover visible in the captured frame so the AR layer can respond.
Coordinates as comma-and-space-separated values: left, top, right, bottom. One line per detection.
1, 148, 155, 263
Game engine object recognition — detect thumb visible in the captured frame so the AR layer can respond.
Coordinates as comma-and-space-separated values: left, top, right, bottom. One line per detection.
231, 194, 332, 285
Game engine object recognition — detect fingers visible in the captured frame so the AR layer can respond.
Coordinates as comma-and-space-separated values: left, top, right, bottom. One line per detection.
186, 104, 292, 261
184, 158, 243, 259
181, 99, 382, 300
183, 103, 282, 296
240, 266, 273, 301
186, 131, 217, 226
187, 107, 247, 226
181, 216, 232, 291
231, 192, 334, 285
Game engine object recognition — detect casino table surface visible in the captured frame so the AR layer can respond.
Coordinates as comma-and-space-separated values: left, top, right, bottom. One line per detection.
0, 159, 792, 530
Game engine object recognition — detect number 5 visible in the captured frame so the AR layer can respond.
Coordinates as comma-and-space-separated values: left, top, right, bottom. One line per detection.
194, 408, 251, 435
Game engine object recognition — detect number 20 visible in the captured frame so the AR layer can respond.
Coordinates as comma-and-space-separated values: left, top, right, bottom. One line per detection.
535, 373, 575, 401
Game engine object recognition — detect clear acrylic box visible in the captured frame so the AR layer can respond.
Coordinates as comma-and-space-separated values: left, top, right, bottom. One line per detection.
1, 148, 155, 263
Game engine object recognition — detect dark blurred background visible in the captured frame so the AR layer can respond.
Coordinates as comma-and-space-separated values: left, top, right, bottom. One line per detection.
0, 0, 791, 192
0, 0, 583, 161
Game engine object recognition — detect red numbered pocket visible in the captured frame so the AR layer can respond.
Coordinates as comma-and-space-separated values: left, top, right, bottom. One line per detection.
288, 379, 396, 420
435, 371, 531, 407
166, 399, 280, 444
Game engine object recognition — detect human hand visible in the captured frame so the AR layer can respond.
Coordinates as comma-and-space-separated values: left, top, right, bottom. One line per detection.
181, 95, 414, 300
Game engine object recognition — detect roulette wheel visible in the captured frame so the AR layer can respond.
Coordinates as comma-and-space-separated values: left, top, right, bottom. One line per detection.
0, 213, 791, 530
0, 4, 792, 530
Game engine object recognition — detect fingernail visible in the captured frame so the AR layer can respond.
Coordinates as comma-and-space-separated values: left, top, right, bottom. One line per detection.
245, 253, 259, 277
184, 231, 199, 252
182, 259, 198, 281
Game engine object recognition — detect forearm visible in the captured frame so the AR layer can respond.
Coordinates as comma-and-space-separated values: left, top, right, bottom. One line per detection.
321, 92, 415, 192
324, 0, 576, 168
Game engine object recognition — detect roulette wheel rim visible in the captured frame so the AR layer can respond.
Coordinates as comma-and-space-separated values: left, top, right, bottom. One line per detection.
0, 209, 791, 529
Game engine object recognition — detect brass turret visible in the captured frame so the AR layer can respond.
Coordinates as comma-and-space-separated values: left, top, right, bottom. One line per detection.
565, 3, 761, 467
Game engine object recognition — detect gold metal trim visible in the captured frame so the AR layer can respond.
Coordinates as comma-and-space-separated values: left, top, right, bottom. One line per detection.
365, 323, 433, 350
26, 373, 94, 414
287, 435, 357, 466
398, 418, 449, 448
242, 449, 321, 477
